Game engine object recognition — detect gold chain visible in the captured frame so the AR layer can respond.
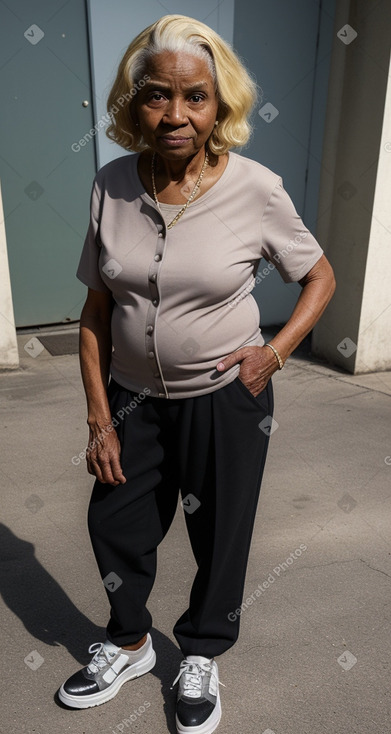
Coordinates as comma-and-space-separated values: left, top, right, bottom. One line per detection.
151, 151, 209, 229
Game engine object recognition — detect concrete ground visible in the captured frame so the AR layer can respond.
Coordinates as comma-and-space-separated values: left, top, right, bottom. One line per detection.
1, 328, 390, 734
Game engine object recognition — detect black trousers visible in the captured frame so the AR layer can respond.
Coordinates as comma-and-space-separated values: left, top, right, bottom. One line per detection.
88, 375, 274, 658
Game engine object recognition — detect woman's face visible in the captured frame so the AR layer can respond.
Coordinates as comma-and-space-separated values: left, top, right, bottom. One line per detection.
134, 50, 219, 159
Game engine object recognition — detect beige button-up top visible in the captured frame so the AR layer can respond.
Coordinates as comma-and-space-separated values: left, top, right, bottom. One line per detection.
77, 151, 323, 398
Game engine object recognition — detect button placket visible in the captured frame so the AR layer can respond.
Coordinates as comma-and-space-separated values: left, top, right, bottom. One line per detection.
145, 223, 168, 397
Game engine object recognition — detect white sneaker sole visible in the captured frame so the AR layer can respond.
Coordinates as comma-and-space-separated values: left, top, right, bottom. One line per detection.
176, 692, 221, 734
58, 647, 156, 709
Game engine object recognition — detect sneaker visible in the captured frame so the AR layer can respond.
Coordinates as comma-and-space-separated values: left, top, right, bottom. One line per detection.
172, 655, 224, 734
58, 633, 156, 709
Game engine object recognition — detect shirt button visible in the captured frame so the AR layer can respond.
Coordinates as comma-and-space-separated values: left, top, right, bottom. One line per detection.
146, 325, 154, 335
149, 273, 157, 282
158, 392, 165, 398
148, 351, 155, 359
152, 299, 159, 306
158, 233, 163, 238
154, 254, 161, 262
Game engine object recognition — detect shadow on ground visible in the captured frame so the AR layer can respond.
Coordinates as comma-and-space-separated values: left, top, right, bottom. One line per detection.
0, 522, 184, 733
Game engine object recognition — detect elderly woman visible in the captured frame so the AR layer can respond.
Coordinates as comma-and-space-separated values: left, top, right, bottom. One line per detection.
58, 13, 335, 734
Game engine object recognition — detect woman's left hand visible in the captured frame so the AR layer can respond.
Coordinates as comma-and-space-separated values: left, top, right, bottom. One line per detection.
216, 345, 278, 397
216, 257, 336, 397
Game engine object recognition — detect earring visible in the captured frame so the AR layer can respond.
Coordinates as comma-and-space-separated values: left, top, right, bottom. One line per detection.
214, 121, 218, 126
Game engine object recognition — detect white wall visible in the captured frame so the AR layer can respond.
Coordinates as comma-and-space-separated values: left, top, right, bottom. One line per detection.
355, 50, 391, 372
0, 181, 19, 368
312, 0, 391, 373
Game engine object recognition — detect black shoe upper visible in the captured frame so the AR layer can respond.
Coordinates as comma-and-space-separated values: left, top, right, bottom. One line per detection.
176, 697, 215, 727
62, 668, 100, 696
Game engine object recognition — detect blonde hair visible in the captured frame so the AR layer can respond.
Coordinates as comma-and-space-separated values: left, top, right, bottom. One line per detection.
106, 14, 257, 155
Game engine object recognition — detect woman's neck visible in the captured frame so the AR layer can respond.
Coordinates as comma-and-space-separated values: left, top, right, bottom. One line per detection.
154, 147, 207, 183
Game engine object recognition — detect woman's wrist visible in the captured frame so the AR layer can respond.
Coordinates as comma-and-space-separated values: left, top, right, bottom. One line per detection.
87, 401, 112, 428
87, 414, 113, 428
264, 342, 284, 370
85, 387, 112, 428
264, 333, 294, 367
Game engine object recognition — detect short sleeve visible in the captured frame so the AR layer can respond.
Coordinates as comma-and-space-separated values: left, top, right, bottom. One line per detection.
261, 178, 324, 283
76, 179, 111, 293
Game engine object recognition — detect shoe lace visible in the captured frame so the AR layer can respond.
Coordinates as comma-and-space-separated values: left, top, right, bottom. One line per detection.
86, 642, 116, 674
170, 660, 225, 697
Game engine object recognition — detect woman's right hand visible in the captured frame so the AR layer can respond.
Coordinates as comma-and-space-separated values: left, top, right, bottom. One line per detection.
79, 288, 126, 487
86, 420, 127, 486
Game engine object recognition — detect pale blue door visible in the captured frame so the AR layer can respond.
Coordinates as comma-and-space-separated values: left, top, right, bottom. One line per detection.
0, 0, 96, 326
234, 0, 336, 324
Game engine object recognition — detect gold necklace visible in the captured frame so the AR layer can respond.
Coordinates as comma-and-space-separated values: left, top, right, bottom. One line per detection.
151, 151, 209, 229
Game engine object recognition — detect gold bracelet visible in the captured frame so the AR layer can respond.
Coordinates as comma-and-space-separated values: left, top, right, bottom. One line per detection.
264, 342, 284, 370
